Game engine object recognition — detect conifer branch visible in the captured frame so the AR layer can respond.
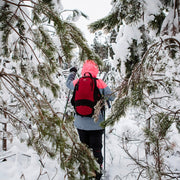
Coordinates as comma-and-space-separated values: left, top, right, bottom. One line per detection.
4, 18, 41, 63
3, 0, 34, 9
0, 71, 56, 116
122, 138, 147, 169
0, 76, 34, 115
0, 105, 31, 138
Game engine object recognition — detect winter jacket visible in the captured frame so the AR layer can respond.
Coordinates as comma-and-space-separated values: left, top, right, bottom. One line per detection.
66, 60, 114, 130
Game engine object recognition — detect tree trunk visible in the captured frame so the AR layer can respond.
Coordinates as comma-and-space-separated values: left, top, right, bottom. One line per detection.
2, 123, 7, 151
175, 0, 180, 32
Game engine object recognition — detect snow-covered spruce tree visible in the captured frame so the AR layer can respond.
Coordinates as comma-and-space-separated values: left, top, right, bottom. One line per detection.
0, 0, 101, 179
91, 30, 116, 61
90, 0, 180, 179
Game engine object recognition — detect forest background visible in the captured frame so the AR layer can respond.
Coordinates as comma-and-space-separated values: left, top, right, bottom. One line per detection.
0, 0, 180, 179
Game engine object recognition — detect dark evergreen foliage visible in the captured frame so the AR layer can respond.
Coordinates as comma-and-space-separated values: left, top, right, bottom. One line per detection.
89, 1, 180, 178
0, 0, 101, 178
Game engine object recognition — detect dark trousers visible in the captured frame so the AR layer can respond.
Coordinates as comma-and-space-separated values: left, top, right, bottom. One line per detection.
77, 129, 104, 165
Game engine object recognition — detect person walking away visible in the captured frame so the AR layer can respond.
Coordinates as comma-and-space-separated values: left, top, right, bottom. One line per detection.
66, 60, 114, 179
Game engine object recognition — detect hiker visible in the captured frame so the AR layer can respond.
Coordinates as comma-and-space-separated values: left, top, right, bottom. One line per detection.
66, 60, 114, 179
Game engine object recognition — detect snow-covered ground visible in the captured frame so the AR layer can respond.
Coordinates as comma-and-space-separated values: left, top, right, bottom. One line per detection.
1, 109, 179, 180
0, 0, 180, 179
0, 137, 65, 180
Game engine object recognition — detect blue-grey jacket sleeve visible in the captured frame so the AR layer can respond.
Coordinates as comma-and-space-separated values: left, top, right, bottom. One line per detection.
66, 72, 76, 90
102, 86, 115, 102
104, 86, 115, 101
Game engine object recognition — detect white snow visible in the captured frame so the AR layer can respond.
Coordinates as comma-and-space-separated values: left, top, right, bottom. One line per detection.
0, 0, 180, 179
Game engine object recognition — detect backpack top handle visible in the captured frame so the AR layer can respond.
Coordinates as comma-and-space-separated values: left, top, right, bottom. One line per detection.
84, 72, 93, 77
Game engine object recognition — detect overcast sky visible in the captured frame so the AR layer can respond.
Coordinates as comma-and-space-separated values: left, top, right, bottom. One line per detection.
61, 0, 112, 43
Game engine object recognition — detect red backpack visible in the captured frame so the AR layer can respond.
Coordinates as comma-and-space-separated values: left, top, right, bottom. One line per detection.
71, 72, 101, 117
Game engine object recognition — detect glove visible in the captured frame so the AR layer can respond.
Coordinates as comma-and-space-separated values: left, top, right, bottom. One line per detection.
70, 67, 77, 73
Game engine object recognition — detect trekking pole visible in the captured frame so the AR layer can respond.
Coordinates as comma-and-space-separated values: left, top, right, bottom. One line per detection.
101, 71, 108, 172
102, 71, 111, 172
103, 112, 106, 171
62, 89, 71, 122
62, 70, 77, 122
